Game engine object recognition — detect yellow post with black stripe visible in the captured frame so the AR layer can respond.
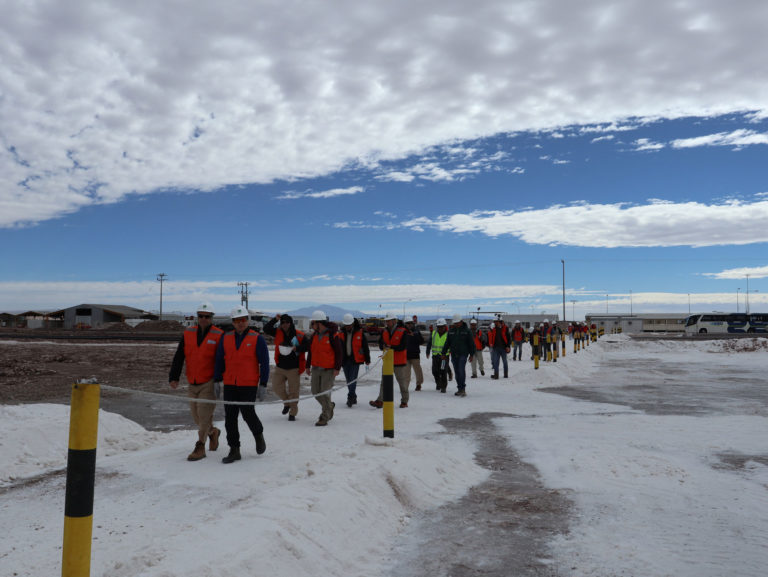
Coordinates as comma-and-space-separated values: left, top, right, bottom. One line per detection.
62, 380, 100, 577
382, 348, 394, 438
561, 332, 566, 357
533, 333, 540, 370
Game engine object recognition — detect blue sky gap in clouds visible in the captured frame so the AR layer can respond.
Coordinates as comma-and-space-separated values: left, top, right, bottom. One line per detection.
1, 1, 767, 318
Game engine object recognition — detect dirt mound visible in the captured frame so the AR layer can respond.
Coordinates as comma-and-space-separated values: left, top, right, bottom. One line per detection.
133, 320, 184, 332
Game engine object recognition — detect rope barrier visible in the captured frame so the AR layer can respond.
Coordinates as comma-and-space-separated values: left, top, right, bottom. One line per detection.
99, 355, 385, 407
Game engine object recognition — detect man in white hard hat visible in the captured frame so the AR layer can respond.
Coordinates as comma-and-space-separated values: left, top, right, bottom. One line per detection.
444, 314, 475, 396
370, 313, 410, 408
305, 310, 342, 426
213, 305, 269, 463
426, 318, 450, 392
468, 318, 486, 378
404, 317, 425, 391
168, 302, 223, 461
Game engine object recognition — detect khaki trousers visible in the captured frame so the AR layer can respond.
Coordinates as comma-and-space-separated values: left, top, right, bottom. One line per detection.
376, 364, 410, 404
188, 380, 216, 443
272, 366, 301, 416
406, 358, 424, 387
310, 368, 335, 421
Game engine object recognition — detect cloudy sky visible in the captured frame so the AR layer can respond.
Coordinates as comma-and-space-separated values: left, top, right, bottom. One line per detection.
2, 0, 767, 319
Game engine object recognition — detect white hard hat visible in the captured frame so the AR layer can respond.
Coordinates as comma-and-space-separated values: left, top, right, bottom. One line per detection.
196, 302, 214, 315
515, 319, 521, 324
342, 313, 355, 325
452, 313, 462, 323
436, 318, 447, 327
384, 312, 397, 321
311, 310, 327, 322
495, 313, 503, 321
231, 305, 249, 320
470, 318, 477, 324
543, 318, 549, 323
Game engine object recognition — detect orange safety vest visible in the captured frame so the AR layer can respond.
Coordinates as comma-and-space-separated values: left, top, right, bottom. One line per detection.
472, 330, 484, 351
222, 330, 261, 386
274, 329, 306, 373
382, 326, 407, 366
512, 327, 525, 342
337, 330, 366, 364
488, 326, 509, 347
310, 331, 337, 369
183, 325, 223, 384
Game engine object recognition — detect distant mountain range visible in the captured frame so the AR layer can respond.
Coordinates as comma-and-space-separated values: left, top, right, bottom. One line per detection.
285, 304, 370, 322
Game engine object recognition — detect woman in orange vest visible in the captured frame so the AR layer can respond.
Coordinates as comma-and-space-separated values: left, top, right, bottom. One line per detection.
213, 305, 270, 463
263, 313, 307, 421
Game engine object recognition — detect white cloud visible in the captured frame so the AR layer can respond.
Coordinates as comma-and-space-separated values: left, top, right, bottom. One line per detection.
277, 186, 365, 200
671, 129, 768, 149
398, 199, 768, 248
3, 1, 768, 227
702, 265, 768, 280
633, 138, 665, 151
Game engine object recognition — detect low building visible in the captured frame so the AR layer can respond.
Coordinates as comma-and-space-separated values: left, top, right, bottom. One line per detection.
54, 304, 151, 329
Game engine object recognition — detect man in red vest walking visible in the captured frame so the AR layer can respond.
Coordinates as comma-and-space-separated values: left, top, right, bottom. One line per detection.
169, 302, 223, 461
214, 305, 269, 463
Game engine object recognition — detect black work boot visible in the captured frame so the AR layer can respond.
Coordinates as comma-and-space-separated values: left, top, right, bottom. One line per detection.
222, 447, 241, 464
255, 432, 266, 455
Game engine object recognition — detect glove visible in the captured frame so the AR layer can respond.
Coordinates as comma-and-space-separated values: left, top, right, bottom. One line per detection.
214, 381, 222, 399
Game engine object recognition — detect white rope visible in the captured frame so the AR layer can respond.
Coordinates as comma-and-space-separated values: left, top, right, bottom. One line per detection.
98, 355, 385, 407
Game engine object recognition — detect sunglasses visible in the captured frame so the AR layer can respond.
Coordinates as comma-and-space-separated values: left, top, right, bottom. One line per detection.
198, 314, 213, 319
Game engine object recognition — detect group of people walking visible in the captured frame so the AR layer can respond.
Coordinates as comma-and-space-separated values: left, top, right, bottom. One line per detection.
169, 303, 596, 464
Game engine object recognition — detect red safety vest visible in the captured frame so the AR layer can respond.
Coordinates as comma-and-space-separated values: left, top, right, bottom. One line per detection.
512, 327, 525, 342
382, 326, 407, 366
337, 330, 366, 363
274, 329, 306, 373
222, 330, 261, 386
183, 325, 223, 384
472, 330, 484, 351
488, 326, 509, 347
310, 331, 337, 369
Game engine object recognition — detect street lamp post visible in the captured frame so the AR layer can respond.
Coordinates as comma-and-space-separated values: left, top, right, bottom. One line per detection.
561, 259, 566, 323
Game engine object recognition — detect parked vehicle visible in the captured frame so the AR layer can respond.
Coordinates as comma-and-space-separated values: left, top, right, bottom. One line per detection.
684, 312, 767, 334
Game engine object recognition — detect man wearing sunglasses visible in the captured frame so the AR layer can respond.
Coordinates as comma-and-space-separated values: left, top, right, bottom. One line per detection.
169, 302, 224, 461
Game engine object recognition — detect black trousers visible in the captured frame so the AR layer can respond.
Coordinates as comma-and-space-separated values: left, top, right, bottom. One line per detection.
223, 385, 263, 448
431, 356, 448, 390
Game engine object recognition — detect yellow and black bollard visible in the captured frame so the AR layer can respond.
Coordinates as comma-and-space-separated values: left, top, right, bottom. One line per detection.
62, 380, 100, 577
546, 333, 552, 362
533, 333, 540, 369
574, 330, 579, 353
561, 332, 566, 357
382, 349, 394, 438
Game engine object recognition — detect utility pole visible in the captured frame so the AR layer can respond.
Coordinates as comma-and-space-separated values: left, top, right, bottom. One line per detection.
156, 273, 167, 320
561, 259, 566, 322
238, 281, 250, 309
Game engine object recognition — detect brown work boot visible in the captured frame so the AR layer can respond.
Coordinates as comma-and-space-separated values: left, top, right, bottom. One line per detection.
187, 441, 206, 461
208, 427, 220, 451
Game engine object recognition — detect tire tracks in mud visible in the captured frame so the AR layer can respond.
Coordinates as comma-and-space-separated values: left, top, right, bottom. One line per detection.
387, 412, 572, 577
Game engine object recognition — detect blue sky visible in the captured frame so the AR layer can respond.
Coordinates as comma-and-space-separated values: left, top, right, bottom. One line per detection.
2, 1, 767, 320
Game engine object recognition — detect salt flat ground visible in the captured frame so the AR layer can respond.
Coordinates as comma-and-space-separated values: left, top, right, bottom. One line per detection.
1, 335, 767, 576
